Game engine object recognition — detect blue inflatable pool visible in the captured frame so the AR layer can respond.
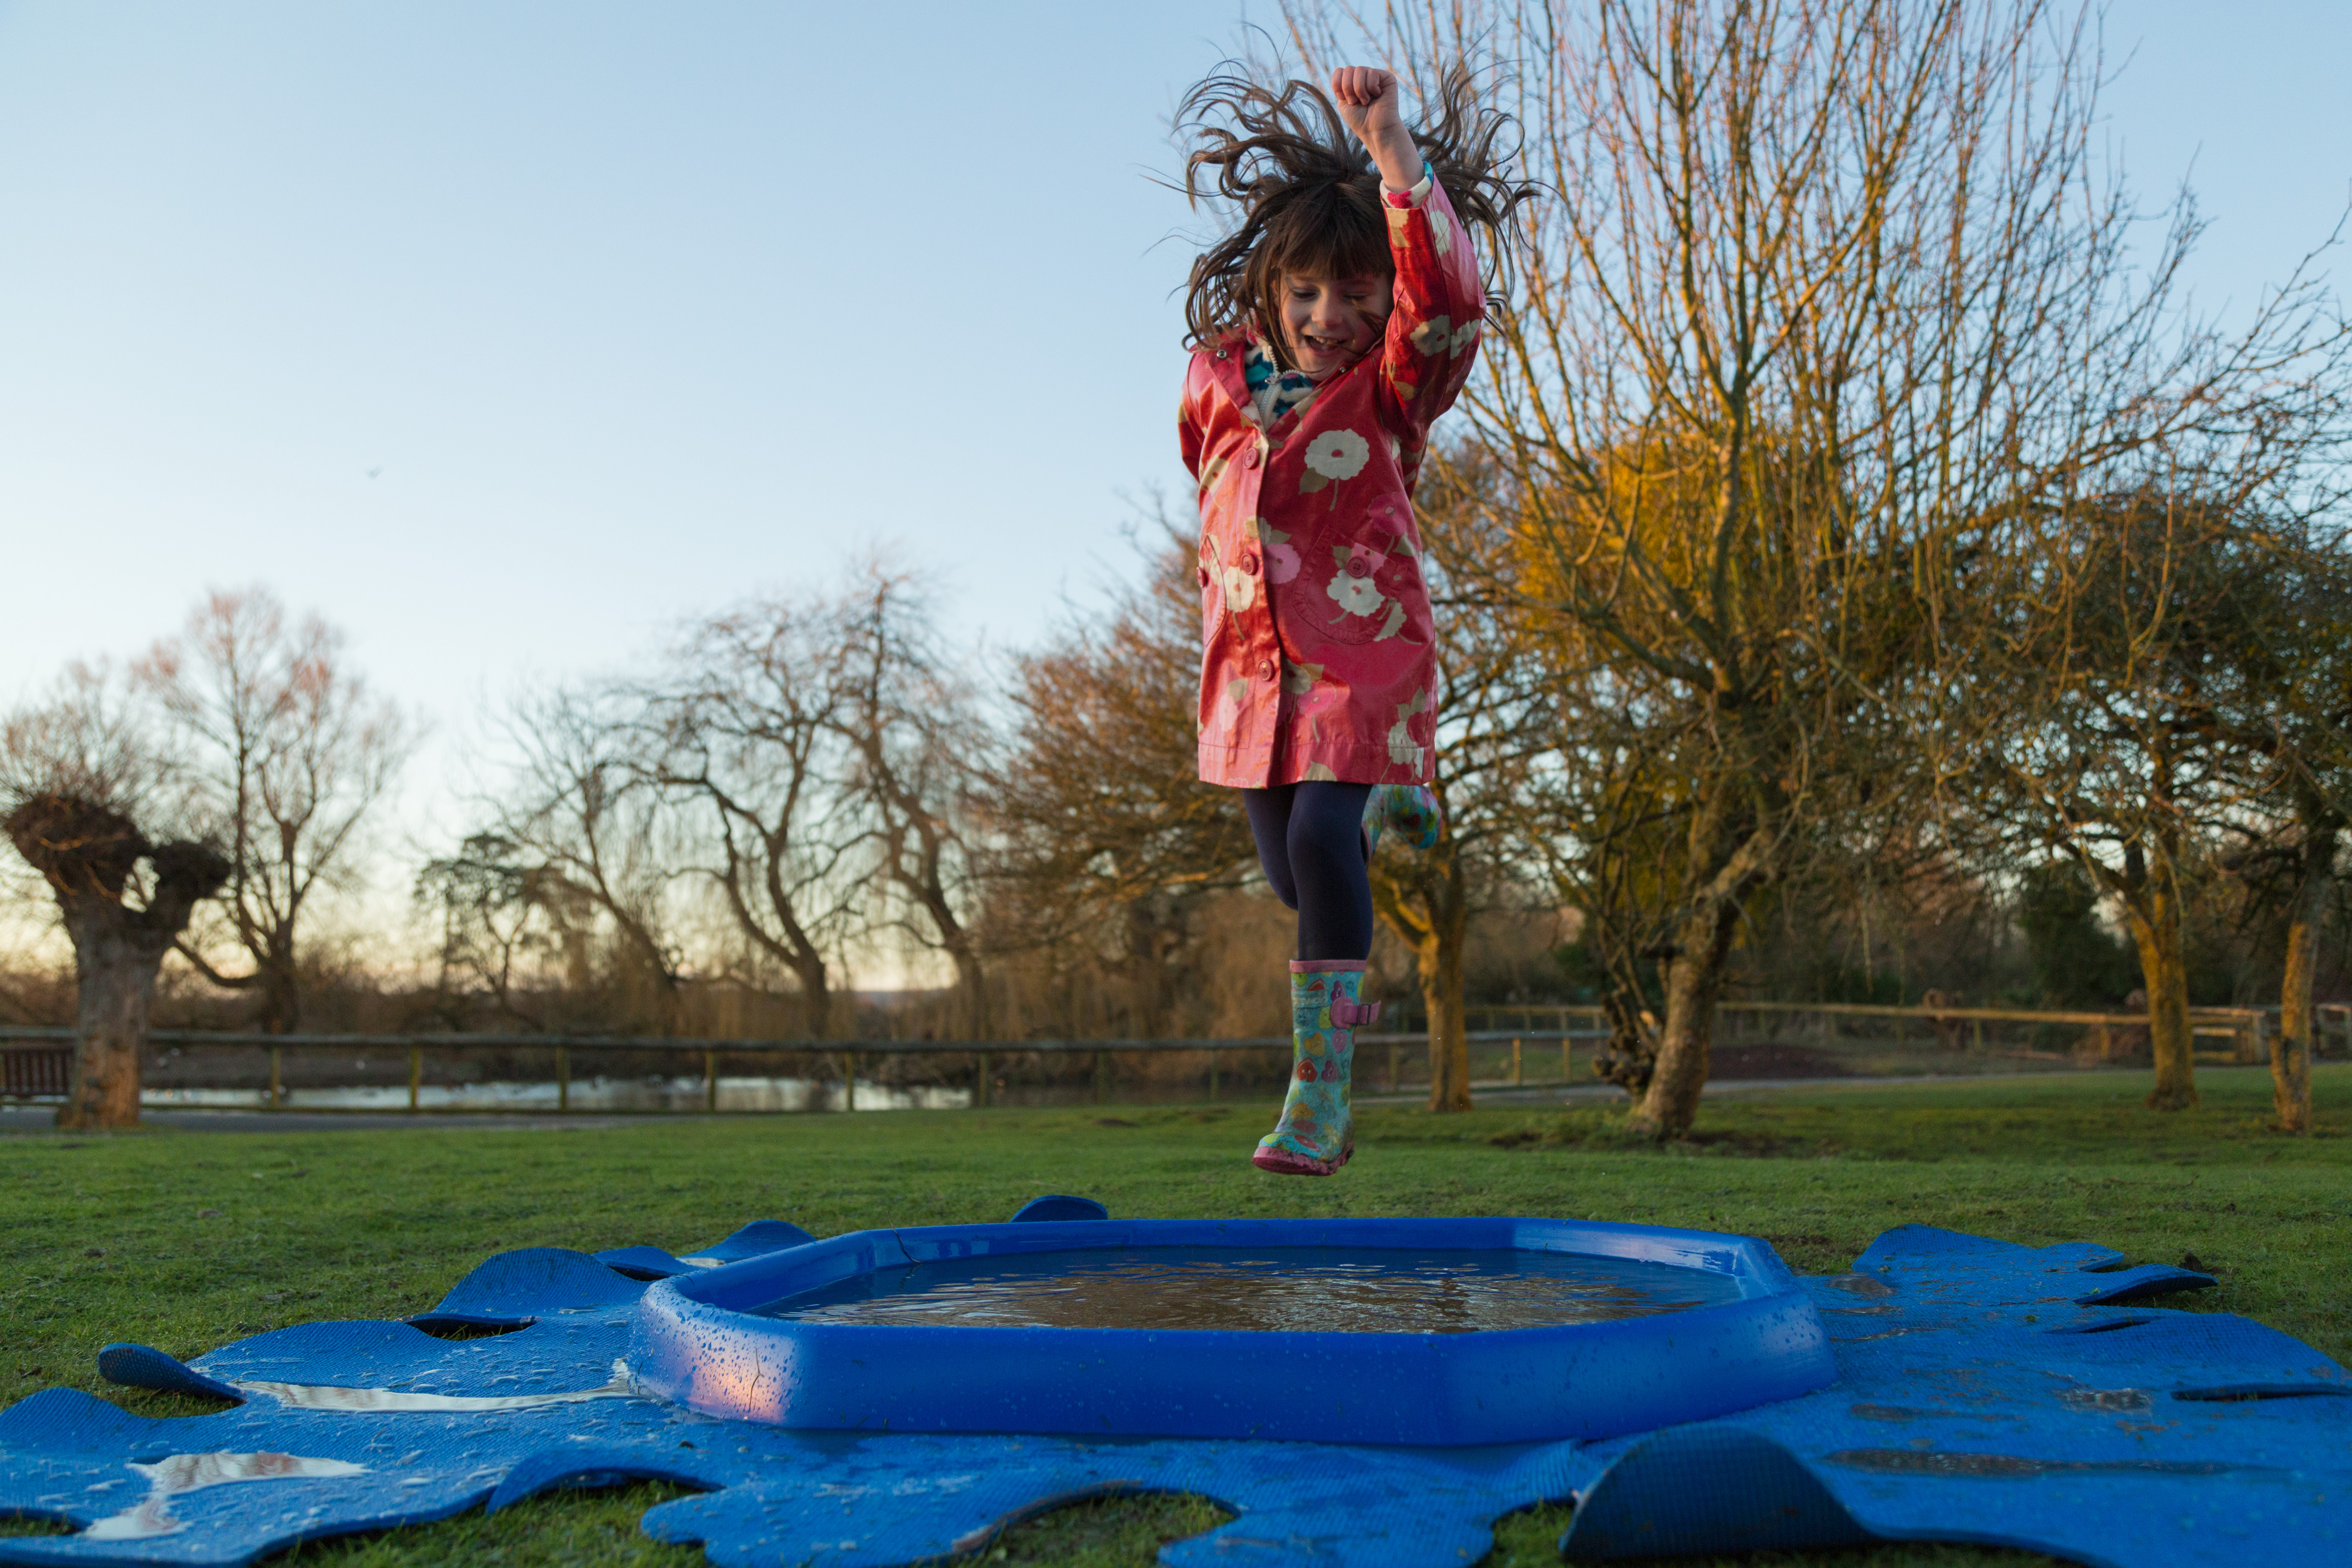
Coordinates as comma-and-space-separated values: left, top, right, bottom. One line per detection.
624, 1214, 1836, 1445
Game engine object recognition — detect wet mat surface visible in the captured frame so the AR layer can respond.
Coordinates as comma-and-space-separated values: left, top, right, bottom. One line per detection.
753, 1246, 1740, 1333
1, 1215, 2345, 1567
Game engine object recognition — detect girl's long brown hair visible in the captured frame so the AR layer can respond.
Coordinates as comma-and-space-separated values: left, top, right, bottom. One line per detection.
1178, 63, 1532, 364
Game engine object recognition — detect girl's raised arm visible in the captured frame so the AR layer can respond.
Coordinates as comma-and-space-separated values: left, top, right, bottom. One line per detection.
1329, 68, 1420, 194
1337, 69, 1485, 437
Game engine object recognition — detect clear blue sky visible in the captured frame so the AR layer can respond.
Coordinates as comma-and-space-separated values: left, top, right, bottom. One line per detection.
2, 0, 2347, 770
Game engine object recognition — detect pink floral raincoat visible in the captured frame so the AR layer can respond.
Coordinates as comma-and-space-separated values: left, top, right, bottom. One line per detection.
1180, 176, 1485, 788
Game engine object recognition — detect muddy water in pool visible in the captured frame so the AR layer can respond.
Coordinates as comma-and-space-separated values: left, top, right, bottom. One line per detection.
753, 1247, 1745, 1333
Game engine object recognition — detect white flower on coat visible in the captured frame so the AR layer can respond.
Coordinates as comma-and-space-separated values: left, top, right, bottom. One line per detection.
1221, 565, 1257, 615
1305, 762, 1340, 781
1388, 687, 1433, 768
1302, 428, 1371, 482
1327, 572, 1383, 618
1428, 203, 1453, 257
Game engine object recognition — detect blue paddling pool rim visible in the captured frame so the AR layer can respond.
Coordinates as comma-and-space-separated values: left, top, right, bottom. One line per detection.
624, 1216, 1837, 1446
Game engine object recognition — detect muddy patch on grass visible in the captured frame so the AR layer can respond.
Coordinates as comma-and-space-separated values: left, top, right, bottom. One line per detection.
1486, 1118, 1825, 1159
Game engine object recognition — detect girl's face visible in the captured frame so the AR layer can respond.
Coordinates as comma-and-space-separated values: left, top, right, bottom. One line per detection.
1279, 270, 1393, 378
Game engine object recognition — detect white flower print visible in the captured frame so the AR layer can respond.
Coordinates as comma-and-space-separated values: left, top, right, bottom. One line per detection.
1305, 762, 1340, 782
1302, 428, 1371, 482
1327, 572, 1384, 618
1410, 315, 1456, 359
1281, 660, 1325, 695
1428, 203, 1453, 257
1388, 687, 1434, 769
1221, 564, 1257, 615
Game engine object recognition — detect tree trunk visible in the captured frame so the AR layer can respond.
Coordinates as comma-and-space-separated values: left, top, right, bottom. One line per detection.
797, 960, 833, 1039
1629, 898, 1739, 1138
1371, 828, 1472, 1114
1420, 921, 1470, 1113
2272, 827, 2328, 1134
2276, 913, 2317, 1134
951, 948, 989, 1041
4, 806, 232, 1133
2123, 861, 2198, 1110
58, 908, 167, 1129
260, 929, 299, 1034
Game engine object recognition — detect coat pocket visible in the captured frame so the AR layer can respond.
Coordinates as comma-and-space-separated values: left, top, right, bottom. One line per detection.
1291, 522, 1425, 647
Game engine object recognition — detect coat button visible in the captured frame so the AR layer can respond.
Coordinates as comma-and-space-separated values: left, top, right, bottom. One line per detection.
1346, 557, 1371, 578
1240, 551, 1260, 573
1258, 659, 1276, 681
1241, 445, 1261, 469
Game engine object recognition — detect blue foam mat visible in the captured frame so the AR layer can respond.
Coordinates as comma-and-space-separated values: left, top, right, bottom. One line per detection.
1, 1218, 2344, 1567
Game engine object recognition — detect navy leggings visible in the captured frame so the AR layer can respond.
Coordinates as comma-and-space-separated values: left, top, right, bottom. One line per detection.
1242, 783, 1374, 962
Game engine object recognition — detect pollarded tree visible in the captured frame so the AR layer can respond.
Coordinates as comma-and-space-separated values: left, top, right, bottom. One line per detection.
2, 666, 227, 1129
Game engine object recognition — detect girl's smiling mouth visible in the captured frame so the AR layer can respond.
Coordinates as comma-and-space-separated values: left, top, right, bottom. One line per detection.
1282, 270, 1393, 375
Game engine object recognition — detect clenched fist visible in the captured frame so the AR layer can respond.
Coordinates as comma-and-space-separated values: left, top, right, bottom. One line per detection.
1329, 66, 1418, 191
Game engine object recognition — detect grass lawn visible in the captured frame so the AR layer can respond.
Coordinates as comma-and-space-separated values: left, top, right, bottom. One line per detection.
3, 1063, 2347, 1568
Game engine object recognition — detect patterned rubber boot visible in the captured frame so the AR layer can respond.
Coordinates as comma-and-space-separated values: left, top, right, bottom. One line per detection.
1361, 784, 1443, 859
1253, 961, 1378, 1177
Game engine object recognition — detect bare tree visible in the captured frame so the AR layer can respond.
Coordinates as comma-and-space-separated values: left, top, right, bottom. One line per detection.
489, 683, 693, 1034
3, 666, 227, 1128
982, 529, 1262, 1035
138, 588, 416, 1033
1290, 0, 2352, 1135
478, 569, 996, 1042
990, 534, 1258, 911
832, 568, 995, 1037
638, 596, 866, 1038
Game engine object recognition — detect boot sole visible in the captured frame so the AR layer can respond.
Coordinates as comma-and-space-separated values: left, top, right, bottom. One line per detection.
1251, 1141, 1354, 1178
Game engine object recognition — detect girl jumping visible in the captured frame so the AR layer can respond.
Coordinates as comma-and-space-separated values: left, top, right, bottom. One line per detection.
1178, 65, 1525, 1175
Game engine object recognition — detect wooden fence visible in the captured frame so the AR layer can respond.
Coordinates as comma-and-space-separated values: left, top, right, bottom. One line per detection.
2, 999, 2332, 1114
0, 1027, 1605, 1113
